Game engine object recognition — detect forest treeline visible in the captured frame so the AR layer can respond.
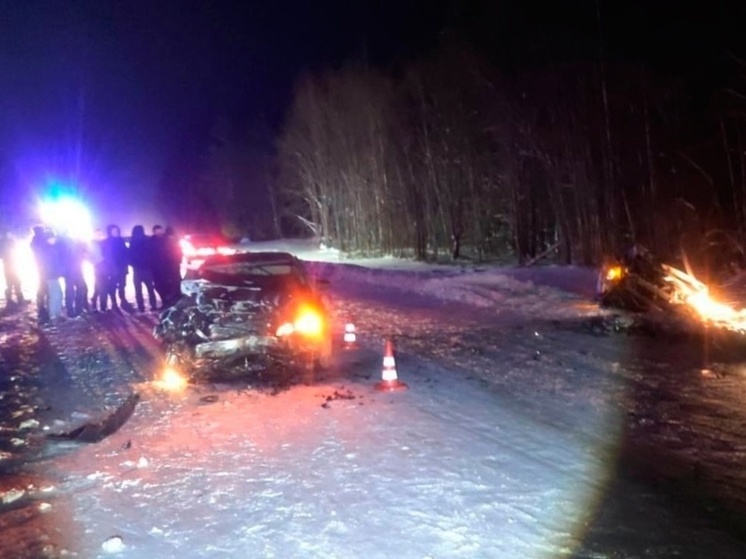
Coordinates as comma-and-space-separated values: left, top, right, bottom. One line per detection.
272, 43, 746, 269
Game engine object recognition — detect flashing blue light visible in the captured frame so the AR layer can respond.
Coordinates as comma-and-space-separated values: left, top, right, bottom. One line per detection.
38, 196, 93, 240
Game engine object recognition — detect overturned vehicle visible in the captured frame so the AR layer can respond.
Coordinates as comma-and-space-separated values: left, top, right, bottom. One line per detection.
154, 251, 337, 382
596, 247, 673, 313
596, 246, 746, 338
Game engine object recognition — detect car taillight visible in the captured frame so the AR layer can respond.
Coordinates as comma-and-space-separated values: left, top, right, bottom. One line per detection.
196, 247, 217, 257
276, 322, 294, 337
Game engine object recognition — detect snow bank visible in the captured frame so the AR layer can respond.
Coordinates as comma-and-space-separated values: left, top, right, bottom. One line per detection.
224, 238, 603, 322
305, 260, 595, 318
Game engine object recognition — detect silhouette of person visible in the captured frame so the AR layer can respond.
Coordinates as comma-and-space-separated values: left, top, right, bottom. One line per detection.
129, 225, 158, 312
101, 224, 131, 311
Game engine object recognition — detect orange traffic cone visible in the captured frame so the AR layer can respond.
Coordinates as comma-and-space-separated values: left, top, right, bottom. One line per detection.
375, 338, 408, 391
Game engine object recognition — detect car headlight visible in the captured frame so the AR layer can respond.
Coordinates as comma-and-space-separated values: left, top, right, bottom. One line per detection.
275, 305, 325, 339
605, 265, 624, 282
276, 322, 295, 337
294, 307, 324, 337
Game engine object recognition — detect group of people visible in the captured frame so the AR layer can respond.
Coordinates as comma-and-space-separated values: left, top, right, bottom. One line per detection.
3, 224, 184, 324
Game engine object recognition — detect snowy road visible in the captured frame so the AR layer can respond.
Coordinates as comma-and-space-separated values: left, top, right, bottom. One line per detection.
2, 252, 746, 557
331, 280, 746, 558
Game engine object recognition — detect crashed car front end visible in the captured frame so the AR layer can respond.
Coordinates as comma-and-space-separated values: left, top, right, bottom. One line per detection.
154, 253, 334, 381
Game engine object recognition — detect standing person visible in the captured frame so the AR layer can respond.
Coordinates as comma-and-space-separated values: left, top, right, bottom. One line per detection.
59, 234, 88, 317
129, 225, 158, 312
150, 225, 183, 309
0, 230, 25, 307
89, 229, 107, 311
71, 237, 90, 315
164, 225, 183, 307
102, 224, 131, 311
44, 232, 65, 322
163, 226, 183, 307
30, 226, 51, 322
150, 225, 169, 309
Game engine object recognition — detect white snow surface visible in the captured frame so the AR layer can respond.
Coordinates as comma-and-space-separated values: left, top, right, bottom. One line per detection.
25, 238, 746, 558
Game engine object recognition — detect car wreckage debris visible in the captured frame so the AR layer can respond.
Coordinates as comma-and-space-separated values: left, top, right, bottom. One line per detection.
597, 250, 672, 313
154, 252, 335, 382
46, 393, 140, 444
596, 248, 746, 346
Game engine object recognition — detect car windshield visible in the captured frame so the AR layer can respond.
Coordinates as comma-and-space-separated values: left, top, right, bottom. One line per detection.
197, 256, 310, 288
206, 262, 294, 276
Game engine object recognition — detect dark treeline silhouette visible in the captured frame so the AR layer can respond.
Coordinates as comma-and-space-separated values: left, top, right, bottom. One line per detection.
136, 1, 746, 272
273, 36, 746, 270
268, 0, 746, 271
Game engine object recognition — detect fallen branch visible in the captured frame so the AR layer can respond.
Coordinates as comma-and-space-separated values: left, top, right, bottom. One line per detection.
524, 241, 561, 267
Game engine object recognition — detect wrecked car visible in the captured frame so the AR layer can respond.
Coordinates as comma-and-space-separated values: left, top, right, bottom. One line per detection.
596, 246, 746, 337
596, 247, 673, 312
154, 251, 336, 381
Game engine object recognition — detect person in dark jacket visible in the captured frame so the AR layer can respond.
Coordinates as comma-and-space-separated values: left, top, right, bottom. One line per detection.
101, 224, 131, 311
129, 225, 158, 312
150, 225, 178, 309
89, 228, 107, 311
42, 231, 65, 321
163, 226, 183, 304
30, 226, 51, 322
59, 234, 88, 317
149, 225, 166, 306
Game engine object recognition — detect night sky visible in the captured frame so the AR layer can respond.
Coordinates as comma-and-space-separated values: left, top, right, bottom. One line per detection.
0, 0, 743, 229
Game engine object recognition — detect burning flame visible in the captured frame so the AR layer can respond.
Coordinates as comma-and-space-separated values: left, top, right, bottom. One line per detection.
662, 264, 746, 333
154, 366, 188, 392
